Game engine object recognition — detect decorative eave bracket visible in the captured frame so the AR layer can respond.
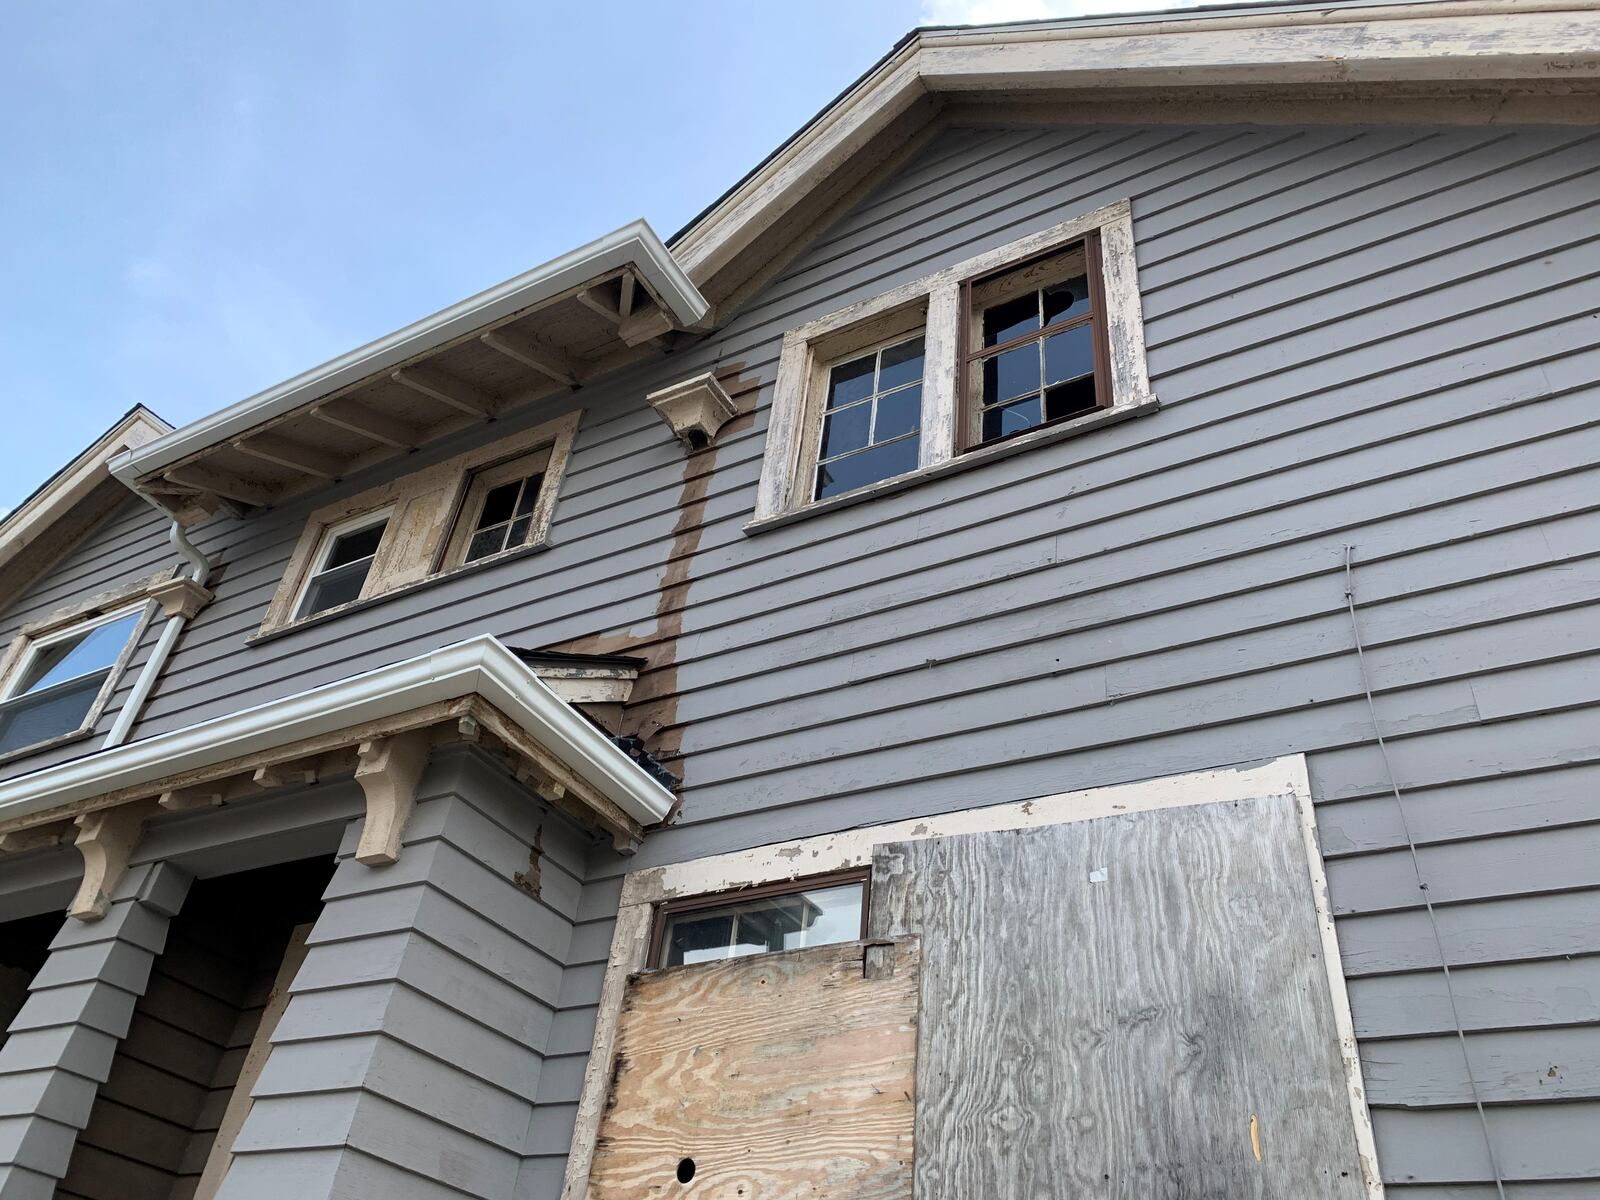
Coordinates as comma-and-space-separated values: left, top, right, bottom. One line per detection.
647, 373, 738, 450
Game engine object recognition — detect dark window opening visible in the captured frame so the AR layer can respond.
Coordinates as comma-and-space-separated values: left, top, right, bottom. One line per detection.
959, 234, 1111, 452
814, 335, 925, 501
297, 515, 389, 619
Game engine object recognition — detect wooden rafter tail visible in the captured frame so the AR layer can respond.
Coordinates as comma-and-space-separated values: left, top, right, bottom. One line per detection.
390, 366, 497, 416
479, 330, 580, 388
309, 401, 417, 450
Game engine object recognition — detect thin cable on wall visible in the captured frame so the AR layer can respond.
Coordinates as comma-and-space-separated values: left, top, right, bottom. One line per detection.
1342, 544, 1506, 1200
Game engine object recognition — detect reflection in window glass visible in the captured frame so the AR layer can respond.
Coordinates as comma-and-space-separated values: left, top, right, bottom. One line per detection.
815, 336, 925, 502
658, 881, 865, 968
0, 609, 143, 756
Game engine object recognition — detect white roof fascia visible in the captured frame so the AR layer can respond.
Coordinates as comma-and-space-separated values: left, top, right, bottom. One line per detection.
0, 635, 676, 827
108, 220, 707, 488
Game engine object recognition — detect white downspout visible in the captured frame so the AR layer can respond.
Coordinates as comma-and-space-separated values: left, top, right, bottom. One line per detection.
103, 510, 212, 748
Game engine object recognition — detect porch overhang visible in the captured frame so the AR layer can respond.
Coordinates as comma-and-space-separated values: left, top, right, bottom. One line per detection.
0, 636, 675, 859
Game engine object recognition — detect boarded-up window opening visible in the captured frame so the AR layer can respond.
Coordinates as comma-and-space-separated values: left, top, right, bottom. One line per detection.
869, 796, 1372, 1200
587, 938, 918, 1200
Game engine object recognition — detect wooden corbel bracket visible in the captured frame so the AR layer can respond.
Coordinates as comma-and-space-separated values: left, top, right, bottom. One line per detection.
353, 730, 432, 865
646, 373, 738, 449
70, 802, 155, 921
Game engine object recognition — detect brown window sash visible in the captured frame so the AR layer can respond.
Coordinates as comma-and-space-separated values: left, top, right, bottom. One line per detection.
646, 867, 872, 969
958, 230, 1113, 454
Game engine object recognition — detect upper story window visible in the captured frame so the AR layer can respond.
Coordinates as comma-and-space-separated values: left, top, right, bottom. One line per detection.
0, 605, 145, 758
816, 335, 924, 501
443, 448, 551, 565
649, 871, 868, 968
258, 410, 580, 637
295, 510, 392, 620
752, 201, 1153, 528
963, 240, 1107, 448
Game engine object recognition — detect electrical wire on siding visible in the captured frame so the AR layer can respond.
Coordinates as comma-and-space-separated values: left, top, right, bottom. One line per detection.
1342, 544, 1507, 1200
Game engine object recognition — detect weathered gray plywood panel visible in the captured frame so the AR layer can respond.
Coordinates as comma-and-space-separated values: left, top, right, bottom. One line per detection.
871, 796, 1368, 1200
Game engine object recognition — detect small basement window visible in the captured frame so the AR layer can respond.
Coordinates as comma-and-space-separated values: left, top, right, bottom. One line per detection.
0, 605, 144, 757
442, 447, 553, 567
650, 871, 868, 968
295, 509, 392, 619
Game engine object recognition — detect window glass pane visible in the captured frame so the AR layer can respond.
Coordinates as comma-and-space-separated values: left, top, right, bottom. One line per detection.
981, 395, 1042, 442
0, 673, 108, 755
18, 612, 141, 695
819, 401, 872, 461
877, 336, 925, 392
1046, 377, 1100, 422
514, 474, 544, 517
323, 520, 386, 570
1044, 325, 1095, 387
983, 293, 1038, 347
465, 526, 506, 563
506, 515, 534, 548
985, 344, 1041, 405
299, 559, 373, 617
815, 436, 919, 500
827, 354, 876, 409
1042, 275, 1091, 325
874, 384, 921, 443
477, 480, 522, 530
660, 882, 863, 968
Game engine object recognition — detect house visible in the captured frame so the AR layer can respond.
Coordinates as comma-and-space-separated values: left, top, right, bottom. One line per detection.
1, 1, 1597, 1195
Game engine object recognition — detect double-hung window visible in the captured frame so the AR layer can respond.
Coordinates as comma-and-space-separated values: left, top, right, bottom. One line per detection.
754, 200, 1152, 527
0, 606, 144, 757
295, 510, 392, 620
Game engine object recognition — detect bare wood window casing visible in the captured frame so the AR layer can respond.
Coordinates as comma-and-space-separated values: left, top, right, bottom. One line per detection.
259, 409, 580, 637
753, 200, 1152, 528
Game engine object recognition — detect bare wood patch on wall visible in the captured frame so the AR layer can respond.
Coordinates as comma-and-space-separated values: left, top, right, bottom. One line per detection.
587, 938, 919, 1200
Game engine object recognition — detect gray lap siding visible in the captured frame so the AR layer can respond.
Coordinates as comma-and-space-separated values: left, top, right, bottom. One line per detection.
2, 122, 1595, 1192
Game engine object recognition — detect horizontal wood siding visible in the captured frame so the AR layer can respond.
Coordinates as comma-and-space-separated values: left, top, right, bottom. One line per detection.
215, 748, 592, 1200
0, 495, 177, 782
7, 122, 1598, 1193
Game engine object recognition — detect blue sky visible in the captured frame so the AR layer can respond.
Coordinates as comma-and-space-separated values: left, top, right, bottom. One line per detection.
0, 0, 1193, 511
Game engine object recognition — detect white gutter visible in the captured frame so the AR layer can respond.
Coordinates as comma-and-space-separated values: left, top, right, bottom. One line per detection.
0, 635, 676, 827
107, 220, 707, 489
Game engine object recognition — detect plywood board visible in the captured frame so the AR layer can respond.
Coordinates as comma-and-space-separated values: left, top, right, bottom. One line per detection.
871, 796, 1370, 1200
587, 938, 918, 1200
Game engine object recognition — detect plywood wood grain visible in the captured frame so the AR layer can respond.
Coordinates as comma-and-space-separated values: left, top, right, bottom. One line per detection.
587, 939, 918, 1200
871, 796, 1369, 1200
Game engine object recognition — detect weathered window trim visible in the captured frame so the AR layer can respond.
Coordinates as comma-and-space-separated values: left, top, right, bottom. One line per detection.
645, 866, 871, 969
0, 595, 156, 767
561, 755, 1380, 1200
289, 505, 395, 621
750, 200, 1153, 530
258, 410, 580, 636
438, 444, 556, 570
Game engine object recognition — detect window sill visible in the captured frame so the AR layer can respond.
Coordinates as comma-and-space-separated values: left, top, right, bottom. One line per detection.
0, 726, 94, 769
745, 394, 1157, 535
249, 538, 553, 646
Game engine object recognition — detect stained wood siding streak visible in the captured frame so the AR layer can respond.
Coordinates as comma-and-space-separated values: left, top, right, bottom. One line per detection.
212, 748, 590, 1200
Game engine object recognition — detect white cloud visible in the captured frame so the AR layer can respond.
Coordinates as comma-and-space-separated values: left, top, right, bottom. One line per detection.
922, 0, 1200, 24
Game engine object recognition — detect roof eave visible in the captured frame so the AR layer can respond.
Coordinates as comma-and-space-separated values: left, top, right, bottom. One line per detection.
107, 220, 707, 490
0, 635, 677, 829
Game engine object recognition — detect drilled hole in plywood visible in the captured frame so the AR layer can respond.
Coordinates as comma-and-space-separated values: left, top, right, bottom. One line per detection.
676, 1157, 695, 1184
